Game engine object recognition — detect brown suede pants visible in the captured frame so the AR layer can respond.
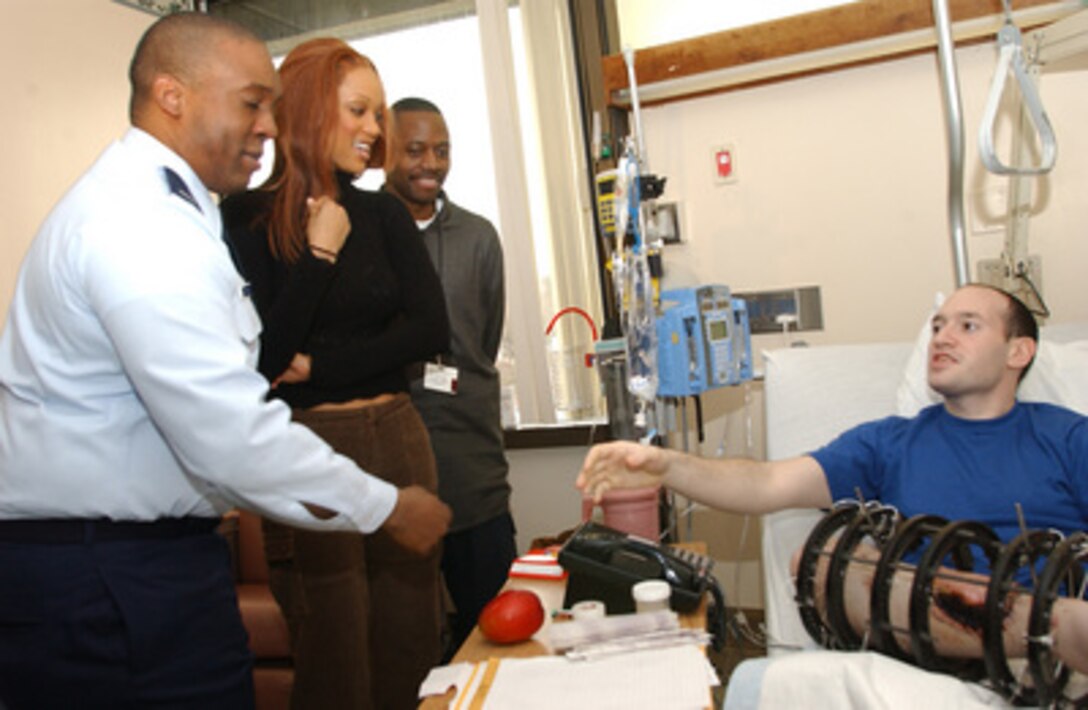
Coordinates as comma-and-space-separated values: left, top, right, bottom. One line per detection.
262, 394, 442, 710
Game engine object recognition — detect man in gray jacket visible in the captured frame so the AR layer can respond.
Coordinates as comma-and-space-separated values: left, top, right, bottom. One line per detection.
385, 97, 516, 659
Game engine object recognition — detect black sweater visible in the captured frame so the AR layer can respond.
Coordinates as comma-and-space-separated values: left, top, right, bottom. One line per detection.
221, 173, 450, 409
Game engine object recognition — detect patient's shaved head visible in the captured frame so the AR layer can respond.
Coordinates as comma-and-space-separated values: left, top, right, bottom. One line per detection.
128, 12, 260, 122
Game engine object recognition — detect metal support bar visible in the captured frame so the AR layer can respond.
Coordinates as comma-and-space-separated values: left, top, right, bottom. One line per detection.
932, 0, 971, 287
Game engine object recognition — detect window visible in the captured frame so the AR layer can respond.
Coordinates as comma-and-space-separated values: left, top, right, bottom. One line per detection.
247, 1, 605, 427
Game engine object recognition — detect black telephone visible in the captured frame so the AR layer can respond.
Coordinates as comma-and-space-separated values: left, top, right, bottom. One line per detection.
558, 521, 715, 614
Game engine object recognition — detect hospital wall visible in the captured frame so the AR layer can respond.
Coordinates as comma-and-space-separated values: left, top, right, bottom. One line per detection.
2, 1, 153, 317
5, 1, 1087, 609
648, 43, 1088, 341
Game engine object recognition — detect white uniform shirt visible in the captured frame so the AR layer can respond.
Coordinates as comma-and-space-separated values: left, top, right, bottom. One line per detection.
0, 128, 397, 531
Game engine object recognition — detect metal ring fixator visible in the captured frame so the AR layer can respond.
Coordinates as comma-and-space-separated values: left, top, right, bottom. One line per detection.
825, 504, 901, 650
1027, 531, 1088, 708
795, 501, 862, 648
908, 520, 1001, 681
868, 515, 952, 661
983, 528, 1063, 706
978, 16, 1057, 176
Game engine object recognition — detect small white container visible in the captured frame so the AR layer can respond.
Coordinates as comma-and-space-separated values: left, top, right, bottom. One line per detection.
632, 580, 671, 613
571, 600, 606, 621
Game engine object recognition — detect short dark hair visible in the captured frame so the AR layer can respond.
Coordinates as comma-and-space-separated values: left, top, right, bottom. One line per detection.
391, 97, 442, 116
128, 12, 259, 122
971, 283, 1039, 380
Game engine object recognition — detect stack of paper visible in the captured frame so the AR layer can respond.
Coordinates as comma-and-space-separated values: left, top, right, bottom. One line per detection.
419, 644, 717, 709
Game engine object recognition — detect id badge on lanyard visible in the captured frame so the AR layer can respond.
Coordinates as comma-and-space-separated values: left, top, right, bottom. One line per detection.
423, 358, 458, 395
421, 213, 457, 394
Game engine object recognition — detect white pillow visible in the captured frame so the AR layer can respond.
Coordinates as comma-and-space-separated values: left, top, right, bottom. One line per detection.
895, 293, 945, 417
896, 295, 1088, 417
1021, 338, 1088, 415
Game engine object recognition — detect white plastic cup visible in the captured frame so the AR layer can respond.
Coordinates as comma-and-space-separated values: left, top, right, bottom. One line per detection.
571, 600, 606, 621
632, 579, 671, 613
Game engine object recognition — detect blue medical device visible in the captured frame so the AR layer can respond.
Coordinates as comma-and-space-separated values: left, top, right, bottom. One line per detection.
731, 296, 754, 382
656, 285, 752, 397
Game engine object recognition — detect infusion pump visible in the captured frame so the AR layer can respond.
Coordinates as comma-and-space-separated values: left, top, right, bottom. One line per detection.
656, 285, 752, 397
594, 169, 619, 249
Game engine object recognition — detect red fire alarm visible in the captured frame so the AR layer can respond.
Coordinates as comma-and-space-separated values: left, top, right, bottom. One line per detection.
715, 147, 734, 181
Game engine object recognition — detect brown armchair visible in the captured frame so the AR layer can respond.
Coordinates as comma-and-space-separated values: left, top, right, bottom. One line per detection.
221, 509, 293, 710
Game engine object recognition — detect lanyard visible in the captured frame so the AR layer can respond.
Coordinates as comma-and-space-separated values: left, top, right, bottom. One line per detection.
420, 201, 446, 367
435, 214, 444, 280
417, 198, 444, 277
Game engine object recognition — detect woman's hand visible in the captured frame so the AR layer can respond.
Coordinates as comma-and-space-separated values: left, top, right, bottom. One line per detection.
576, 440, 670, 502
306, 196, 349, 261
272, 353, 312, 388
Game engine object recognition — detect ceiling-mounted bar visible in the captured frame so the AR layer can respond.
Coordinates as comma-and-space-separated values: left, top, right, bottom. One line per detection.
932, 0, 970, 287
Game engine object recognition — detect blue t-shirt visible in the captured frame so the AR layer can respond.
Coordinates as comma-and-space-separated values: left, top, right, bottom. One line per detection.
811, 402, 1088, 546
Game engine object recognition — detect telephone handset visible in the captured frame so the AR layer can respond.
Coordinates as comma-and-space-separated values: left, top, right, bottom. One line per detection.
558, 521, 715, 614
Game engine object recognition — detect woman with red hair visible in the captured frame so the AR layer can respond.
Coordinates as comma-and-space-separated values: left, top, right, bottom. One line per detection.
221, 38, 449, 709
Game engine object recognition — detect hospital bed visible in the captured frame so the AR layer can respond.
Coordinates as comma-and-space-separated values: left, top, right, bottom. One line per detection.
751, 318, 1088, 707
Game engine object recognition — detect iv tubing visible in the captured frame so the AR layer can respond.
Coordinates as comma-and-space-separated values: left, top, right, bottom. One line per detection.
545, 307, 599, 341
545, 306, 599, 369
622, 47, 647, 165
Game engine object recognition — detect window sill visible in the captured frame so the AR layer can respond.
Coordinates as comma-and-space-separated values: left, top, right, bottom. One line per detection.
503, 421, 612, 449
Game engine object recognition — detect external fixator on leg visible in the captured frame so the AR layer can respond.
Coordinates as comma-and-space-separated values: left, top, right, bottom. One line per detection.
1027, 531, 1088, 709
824, 502, 900, 650
794, 500, 867, 648
983, 528, 1064, 706
908, 520, 1001, 681
795, 503, 1087, 707
869, 514, 954, 662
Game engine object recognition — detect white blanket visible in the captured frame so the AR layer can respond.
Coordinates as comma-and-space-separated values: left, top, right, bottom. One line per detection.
758, 651, 1008, 709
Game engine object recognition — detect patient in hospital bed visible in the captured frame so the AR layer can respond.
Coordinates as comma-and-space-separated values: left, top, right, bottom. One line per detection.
576, 284, 1088, 706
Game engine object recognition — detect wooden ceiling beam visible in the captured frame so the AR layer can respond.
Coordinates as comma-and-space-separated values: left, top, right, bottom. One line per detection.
601, 0, 1075, 106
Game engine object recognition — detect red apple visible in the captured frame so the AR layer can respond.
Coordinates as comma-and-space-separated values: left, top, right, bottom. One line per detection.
478, 589, 545, 644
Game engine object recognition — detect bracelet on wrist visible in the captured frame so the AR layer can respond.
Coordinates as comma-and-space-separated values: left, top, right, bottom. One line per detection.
310, 244, 338, 263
